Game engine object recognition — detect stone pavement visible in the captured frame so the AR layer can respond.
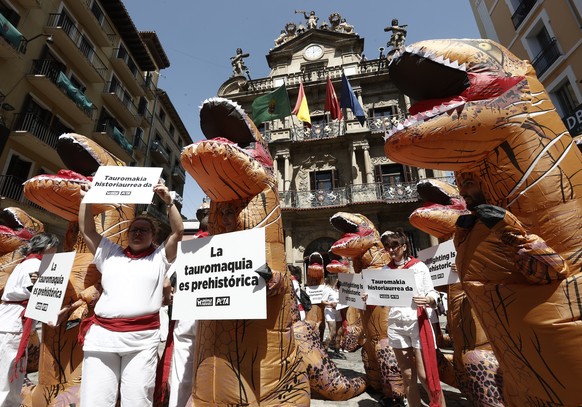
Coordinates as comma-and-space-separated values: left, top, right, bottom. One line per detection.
311, 349, 470, 407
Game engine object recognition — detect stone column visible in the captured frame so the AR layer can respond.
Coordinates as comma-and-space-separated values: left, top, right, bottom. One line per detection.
284, 154, 291, 191
285, 228, 293, 264
351, 145, 360, 183
362, 145, 374, 183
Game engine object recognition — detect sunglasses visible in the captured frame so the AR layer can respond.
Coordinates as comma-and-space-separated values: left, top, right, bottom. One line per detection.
128, 227, 152, 235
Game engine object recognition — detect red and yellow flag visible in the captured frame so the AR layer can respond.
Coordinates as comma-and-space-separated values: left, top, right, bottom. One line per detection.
292, 81, 311, 127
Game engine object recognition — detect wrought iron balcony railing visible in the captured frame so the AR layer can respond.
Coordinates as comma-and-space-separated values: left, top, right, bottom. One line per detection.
511, 0, 537, 29
0, 175, 43, 210
11, 113, 60, 149
46, 13, 108, 79
279, 177, 456, 209
531, 38, 560, 77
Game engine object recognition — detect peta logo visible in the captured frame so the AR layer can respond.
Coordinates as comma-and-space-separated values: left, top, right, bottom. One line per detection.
196, 297, 213, 307
215, 296, 230, 306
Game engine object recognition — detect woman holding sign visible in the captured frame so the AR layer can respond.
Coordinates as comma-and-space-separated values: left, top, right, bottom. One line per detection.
0, 233, 59, 406
380, 230, 445, 407
78, 180, 183, 407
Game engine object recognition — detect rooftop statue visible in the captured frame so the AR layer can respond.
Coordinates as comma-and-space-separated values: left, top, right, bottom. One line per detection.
296, 10, 318, 30
384, 18, 407, 51
230, 48, 249, 77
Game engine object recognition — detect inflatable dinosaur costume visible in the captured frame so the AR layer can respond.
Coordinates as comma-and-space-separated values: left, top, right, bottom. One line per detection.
180, 97, 365, 405
329, 212, 404, 401
385, 38, 582, 406
410, 179, 503, 406
21, 133, 133, 405
0, 208, 45, 375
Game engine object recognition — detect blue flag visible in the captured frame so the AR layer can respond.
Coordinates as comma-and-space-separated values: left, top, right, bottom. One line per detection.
340, 73, 366, 126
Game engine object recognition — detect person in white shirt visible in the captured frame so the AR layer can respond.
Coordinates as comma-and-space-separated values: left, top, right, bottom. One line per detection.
381, 230, 445, 407
0, 232, 59, 406
321, 274, 342, 354
78, 180, 183, 407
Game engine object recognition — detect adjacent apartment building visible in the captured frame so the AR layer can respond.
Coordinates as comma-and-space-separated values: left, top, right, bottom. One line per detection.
0, 0, 192, 238
470, 0, 582, 138
216, 11, 450, 269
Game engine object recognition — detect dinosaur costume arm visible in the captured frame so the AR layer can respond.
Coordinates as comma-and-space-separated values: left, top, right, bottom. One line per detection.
475, 204, 568, 284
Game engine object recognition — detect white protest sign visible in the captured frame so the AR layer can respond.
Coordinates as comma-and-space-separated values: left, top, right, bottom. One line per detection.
338, 273, 366, 310
305, 285, 325, 304
25, 251, 75, 325
362, 268, 418, 307
172, 228, 267, 320
416, 240, 459, 287
82, 166, 163, 204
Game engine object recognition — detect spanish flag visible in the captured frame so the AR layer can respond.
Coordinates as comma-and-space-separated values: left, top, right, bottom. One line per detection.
292, 81, 311, 127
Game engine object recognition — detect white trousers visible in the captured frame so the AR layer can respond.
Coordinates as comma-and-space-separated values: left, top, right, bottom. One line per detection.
0, 332, 24, 407
80, 346, 158, 407
168, 320, 196, 407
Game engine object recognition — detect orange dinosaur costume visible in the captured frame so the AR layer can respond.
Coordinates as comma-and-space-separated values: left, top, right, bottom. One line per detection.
385, 39, 582, 406
180, 97, 365, 405
410, 179, 503, 406
329, 212, 404, 401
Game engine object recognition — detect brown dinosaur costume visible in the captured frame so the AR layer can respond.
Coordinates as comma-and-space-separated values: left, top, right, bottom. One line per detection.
329, 212, 404, 400
385, 39, 582, 406
325, 253, 364, 353
0, 208, 45, 375
304, 252, 325, 336
410, 179, 504, 406
180, 97, 365, 405
21, 133, 132, 406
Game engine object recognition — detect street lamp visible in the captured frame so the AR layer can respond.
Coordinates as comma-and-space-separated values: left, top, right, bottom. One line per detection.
21, 33, 53, 54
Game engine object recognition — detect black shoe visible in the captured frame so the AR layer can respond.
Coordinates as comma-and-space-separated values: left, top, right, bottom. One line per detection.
379, 396, 406, 407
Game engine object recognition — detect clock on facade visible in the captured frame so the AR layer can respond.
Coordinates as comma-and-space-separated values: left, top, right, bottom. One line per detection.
304, 44, 324, 60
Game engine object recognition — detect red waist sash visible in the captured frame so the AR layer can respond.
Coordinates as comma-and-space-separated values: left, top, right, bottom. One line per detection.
78, 312, 160, 345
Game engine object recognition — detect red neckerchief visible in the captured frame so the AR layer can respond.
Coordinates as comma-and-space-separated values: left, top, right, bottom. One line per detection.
387, 256, 421, 269
123, 245, 156, 259
10, 254, 43, 383
194, 230, 209, 238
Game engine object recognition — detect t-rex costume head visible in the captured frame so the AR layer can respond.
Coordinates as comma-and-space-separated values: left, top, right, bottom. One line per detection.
386, 38, 582, 406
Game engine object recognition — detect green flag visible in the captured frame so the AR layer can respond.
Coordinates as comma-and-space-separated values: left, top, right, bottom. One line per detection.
251, 84, 291, 125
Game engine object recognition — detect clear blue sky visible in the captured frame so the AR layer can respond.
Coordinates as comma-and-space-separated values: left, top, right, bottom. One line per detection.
122, 0, 481, 219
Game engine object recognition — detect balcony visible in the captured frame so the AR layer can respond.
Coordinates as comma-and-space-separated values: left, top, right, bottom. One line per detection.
512, 0, 537, 29
27, 60, 95, 125
132, 133, 147, 159
531, 38, 561, 77
92, 121, 134, 163
150, 140, 170, 164
279, 180, 423, 209
111, 47, 146, 97
102, 81, 141, 127
171, 166, 186, 183
368, 114, 406, 135
45, 13, 107, 82
13, 0, 41, 7
290, 120, 346, 142
0, 175, 44, 212
0, 12, 25, 59
9, 113, 63, 165
63, 0, 115, 46
247, 58, 388, 92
